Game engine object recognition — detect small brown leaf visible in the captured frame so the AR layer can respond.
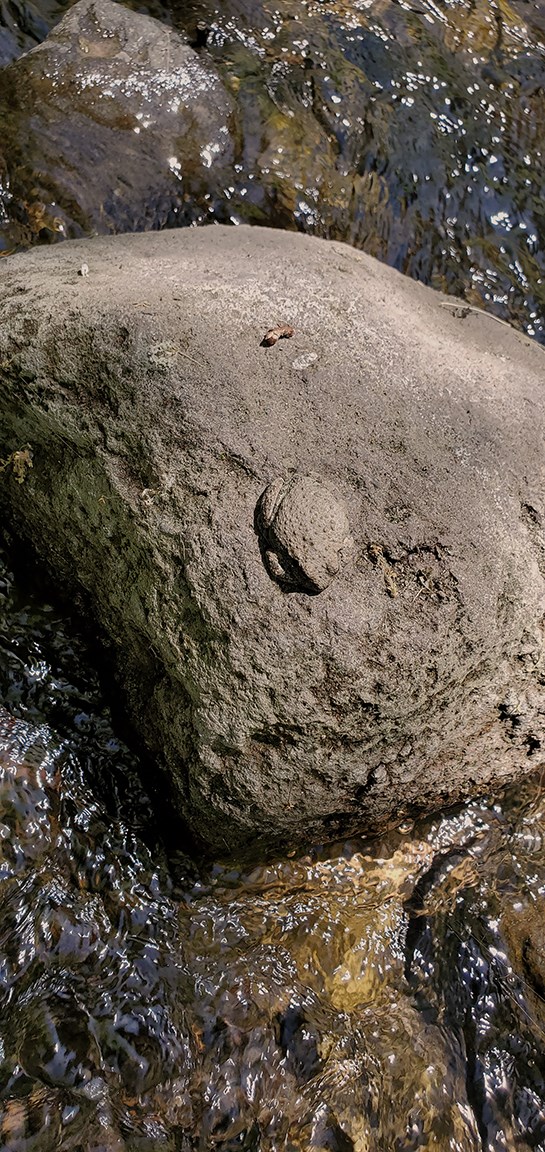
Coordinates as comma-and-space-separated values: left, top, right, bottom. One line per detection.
261, 324, 295, 347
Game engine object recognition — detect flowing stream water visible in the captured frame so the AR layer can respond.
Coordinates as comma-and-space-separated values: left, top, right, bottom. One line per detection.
1, 0, 545, 339
2, 1, 545, 1147
2, 548, 545, 1151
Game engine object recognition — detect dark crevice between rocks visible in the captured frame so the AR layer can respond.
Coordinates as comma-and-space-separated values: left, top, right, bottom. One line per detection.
352, 763, 380, 805
498, 702, 523, 739
524, 733, 542, 757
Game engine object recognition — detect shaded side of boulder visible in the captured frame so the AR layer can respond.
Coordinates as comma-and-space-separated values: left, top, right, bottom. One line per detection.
0, 225, 544, 859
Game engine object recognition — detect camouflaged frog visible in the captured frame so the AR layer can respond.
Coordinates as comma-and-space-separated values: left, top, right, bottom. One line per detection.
256, 473, 352, 594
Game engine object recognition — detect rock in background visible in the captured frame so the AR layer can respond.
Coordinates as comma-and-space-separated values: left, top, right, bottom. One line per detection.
1, 0, 545, 340
0, 224, 544, 858
0, 0, 238, 248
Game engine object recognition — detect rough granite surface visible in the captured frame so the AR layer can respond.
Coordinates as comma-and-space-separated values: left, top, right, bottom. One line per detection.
0, 225, 544, 858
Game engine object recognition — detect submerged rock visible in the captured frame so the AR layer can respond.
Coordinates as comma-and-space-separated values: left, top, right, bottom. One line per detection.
0, 224, 544, 858
0, 0, 237, 251
1, 0, 545, 338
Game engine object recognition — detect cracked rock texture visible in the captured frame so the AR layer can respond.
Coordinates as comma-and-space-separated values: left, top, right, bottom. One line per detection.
0, 225, 544, 859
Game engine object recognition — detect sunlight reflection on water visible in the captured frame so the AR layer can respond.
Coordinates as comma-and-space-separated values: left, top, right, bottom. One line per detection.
0, 0, 544, 339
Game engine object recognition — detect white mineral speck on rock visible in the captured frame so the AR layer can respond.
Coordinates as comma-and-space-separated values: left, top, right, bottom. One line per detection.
292, 352, 318, 369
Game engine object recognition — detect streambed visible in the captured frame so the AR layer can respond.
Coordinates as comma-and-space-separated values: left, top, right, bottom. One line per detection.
2, 548, 545, 1150
0, 0, 544, 340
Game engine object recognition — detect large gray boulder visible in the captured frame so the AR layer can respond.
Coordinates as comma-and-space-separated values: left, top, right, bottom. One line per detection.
0, 225, 544, 858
